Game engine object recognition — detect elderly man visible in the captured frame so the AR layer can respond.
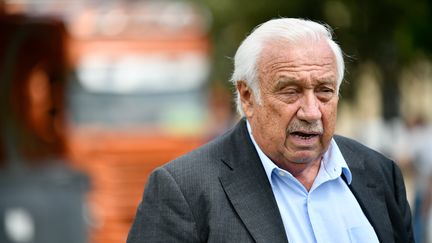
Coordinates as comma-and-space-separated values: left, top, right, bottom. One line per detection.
127, 18, 414, 243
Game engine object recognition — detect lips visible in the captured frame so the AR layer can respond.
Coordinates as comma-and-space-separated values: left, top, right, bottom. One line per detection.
287, 120, 323, 148
287, 119, 323, 139
288, 131, 321, 148
290, 131, 321, 139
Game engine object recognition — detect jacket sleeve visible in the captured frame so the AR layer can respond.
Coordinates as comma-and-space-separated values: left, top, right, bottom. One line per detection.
127, 167, 200, 243
392, 162, 415, 243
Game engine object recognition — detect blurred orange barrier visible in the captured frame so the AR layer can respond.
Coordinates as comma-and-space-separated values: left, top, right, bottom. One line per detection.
66, 130, 204, 243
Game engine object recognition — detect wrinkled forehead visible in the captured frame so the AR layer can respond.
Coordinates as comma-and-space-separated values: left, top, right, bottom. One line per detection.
260, 36, 334, 59
258, 38, 337, 70
255, 39, 338, 92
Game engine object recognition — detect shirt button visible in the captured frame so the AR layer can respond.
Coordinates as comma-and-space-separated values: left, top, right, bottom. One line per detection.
278, 171, 285, 177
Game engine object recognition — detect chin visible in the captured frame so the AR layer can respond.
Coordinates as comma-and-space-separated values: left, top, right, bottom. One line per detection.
290, 151, 322, 164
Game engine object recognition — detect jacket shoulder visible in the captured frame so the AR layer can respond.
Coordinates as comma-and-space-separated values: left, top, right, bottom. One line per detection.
333, 135, 398, 174
334, 135, 393, 161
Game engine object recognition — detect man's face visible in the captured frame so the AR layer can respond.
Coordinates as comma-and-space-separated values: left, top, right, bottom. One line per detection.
239, 39, 339, 170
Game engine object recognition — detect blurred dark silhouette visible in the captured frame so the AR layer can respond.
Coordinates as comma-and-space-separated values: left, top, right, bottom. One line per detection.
0, 12, 89, 243
0, 13, 67, 164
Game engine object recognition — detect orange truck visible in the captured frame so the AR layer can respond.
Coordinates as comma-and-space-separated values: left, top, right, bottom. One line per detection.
63, 2, 212, 243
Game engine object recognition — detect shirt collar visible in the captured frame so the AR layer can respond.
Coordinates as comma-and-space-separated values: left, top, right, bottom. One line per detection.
246, 120, 352, 185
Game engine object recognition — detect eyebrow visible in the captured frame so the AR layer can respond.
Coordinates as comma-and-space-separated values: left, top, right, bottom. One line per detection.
272, 78, 336, 91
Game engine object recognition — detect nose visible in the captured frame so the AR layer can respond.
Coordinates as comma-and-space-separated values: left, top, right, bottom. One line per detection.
296, 91, 322, 123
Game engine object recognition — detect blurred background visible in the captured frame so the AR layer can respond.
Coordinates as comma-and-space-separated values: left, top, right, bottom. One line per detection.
0, 0, 431, 242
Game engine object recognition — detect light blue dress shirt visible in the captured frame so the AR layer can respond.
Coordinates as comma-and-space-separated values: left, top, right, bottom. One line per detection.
247, 122, 380, 243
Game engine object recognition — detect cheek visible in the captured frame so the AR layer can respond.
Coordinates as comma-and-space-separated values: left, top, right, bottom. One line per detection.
322, 103, 338, 133
259, 104, 287, 136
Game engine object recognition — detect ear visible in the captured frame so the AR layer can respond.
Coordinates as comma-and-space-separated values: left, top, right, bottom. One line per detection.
237, 81, 255, 118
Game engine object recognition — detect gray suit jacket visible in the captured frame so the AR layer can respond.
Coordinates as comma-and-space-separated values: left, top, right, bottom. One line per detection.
127, 119, 414, 243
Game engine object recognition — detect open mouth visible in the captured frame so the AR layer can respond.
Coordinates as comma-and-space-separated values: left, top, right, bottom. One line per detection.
290, 132, 320, 139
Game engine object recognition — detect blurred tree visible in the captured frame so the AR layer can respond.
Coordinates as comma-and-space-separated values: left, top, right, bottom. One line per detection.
336, 0, 432, 120
195, 0, 432, 119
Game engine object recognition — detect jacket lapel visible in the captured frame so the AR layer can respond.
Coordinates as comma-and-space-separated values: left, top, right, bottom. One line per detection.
335, 136, 394, 243
219, 120, 288, 243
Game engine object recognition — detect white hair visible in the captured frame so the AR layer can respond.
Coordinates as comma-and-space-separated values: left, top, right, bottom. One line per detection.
230, 18, 345, 116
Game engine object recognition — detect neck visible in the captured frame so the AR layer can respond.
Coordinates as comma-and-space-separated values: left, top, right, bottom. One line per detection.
279, 158, 321, 191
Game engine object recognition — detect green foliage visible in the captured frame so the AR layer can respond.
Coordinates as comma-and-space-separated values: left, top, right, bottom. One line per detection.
196, 0, 431, 118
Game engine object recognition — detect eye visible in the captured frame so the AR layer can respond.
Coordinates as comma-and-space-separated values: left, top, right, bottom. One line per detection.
283, 88, 299, 95
316, 86, 335, 100
319, 87, 334, 93
273, 86, 301, 103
